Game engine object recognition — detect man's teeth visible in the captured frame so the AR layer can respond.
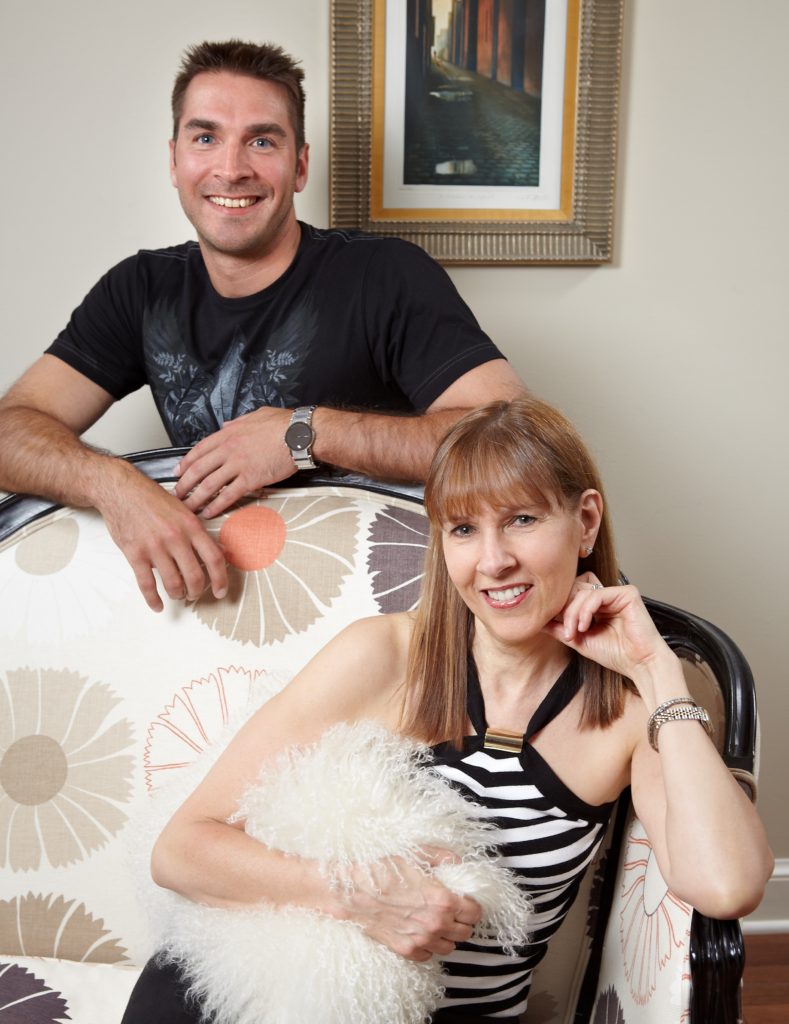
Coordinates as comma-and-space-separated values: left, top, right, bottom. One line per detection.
209, 196, 258, 208
487, 585, 528, 602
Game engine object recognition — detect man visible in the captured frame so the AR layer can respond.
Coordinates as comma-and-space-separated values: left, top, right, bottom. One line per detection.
0, 40, 523, 613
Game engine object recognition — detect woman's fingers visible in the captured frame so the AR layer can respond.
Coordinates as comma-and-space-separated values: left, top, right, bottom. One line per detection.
342, 854, 481, 960
560, 573, 609, 637
545, 577, 670, 676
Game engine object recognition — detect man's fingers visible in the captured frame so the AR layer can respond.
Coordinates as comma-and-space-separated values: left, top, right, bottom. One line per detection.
174, 446, 225, 501
126, 520, 227, 608
126, 542, 182, 611
198, 479, 250, 519
132, 539, 227, 610
153, 546, 202, 603
179, 466, 235, 513
101, 466, 232, 611
133, 564, 164, 613
193, 533, 229, 599
131, 553, 194, 611
176, 558, 209, 603
164, 528, 230, 602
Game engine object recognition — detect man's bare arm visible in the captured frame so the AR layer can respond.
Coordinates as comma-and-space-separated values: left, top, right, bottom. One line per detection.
316, 358, 526, 477
175, 359, 526, 518
0, 356, 116, 499
0, 356, 227, 611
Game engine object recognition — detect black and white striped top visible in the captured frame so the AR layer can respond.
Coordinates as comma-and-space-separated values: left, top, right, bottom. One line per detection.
430, 657, 615, 1022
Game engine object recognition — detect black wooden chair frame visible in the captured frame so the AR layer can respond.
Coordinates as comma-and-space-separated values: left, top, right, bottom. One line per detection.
0, 450, 757, 1024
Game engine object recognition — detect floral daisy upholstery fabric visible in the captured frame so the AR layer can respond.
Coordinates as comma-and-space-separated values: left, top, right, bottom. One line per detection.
0, 477, 696, 1023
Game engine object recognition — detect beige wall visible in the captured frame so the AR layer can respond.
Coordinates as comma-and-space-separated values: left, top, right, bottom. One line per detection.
1, 0, 787, 886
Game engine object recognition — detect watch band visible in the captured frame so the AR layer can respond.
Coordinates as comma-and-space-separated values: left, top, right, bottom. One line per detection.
647, 697, 713, 751
285, 406, 317, 470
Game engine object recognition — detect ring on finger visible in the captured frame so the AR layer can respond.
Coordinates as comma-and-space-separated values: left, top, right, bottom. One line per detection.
590, 583, 603, 590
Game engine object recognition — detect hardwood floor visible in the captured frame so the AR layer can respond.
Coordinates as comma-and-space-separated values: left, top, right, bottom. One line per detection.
742, 932, 789, 1024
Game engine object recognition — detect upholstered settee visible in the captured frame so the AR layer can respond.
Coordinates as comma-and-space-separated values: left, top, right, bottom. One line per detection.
0, 452, 756, 1023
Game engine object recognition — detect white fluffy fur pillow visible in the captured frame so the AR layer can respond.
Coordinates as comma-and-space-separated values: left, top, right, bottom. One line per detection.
148, 719, 532, 1024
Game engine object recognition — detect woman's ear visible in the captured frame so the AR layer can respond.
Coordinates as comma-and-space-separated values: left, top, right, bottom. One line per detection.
578, 489, 603, 555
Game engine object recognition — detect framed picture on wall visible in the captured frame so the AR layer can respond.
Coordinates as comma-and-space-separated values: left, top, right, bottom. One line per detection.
330, 0, 624, 264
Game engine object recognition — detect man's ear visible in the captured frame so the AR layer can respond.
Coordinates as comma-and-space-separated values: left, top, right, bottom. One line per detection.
169, 138, 178, 188
294, 143, 309, 194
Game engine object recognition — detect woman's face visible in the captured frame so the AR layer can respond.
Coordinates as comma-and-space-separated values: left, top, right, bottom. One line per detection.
439, 490, 602, 650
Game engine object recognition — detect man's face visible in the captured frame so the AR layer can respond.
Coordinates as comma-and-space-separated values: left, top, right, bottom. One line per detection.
169, 71, 308, 261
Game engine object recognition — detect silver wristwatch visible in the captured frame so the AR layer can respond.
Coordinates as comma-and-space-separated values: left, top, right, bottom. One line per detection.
284, 405, 317, 470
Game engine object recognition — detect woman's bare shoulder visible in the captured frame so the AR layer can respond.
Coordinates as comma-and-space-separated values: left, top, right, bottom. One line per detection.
162, 614, 418, 830
338, 612, 414, 657
270, 613, 414, 725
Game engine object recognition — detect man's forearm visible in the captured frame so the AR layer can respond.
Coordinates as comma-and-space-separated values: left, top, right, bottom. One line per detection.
0, 405, 126, 510
309, 406, 470, 482
305, 359, 526, 481
174, 358, 526, 515
0, 403, 229, 611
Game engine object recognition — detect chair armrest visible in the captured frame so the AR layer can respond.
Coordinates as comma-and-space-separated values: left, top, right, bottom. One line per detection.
689, 912, 745, 1024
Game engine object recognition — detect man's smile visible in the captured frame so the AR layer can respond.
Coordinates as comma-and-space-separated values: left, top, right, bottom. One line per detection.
207, 195, 260, 208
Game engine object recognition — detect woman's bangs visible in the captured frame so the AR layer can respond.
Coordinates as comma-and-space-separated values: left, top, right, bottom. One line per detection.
427, 437, 556, 524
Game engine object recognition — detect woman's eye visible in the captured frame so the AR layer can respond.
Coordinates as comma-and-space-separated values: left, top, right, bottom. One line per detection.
450, 523, 473, 537
512, 514, 536, 527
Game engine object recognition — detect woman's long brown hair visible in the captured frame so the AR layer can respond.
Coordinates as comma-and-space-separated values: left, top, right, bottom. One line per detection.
403, 396, 631, 748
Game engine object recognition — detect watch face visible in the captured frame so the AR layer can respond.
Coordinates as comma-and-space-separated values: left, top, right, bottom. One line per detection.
285, 421, 314, 451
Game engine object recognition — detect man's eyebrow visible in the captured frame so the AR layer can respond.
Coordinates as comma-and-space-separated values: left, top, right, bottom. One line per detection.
246, 122, 288, 138
182, 118, 288, 139
183, 118, 220, 133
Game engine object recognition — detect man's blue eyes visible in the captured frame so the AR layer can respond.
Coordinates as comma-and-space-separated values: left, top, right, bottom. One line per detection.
194, 136, 273, 148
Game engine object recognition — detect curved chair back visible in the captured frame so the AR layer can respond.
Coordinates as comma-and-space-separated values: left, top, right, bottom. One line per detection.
0, 453, 756, 1023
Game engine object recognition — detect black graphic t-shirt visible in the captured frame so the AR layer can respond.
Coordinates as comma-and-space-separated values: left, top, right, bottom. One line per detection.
47, 224, 504, 446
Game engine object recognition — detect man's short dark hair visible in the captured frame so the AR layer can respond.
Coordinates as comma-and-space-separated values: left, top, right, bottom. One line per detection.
171, 40, 306, 150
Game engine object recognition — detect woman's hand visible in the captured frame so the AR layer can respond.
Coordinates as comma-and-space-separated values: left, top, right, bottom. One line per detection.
335, 848, 481, 962
542, 573, 672, 682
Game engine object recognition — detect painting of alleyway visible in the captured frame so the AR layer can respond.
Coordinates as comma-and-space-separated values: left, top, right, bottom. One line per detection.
403, 0, 546, 188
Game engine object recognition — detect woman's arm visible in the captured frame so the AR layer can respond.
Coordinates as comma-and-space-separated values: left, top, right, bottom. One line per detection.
627, 647, 772, 918
544, 578, 773, 919
151, 613, 480, 960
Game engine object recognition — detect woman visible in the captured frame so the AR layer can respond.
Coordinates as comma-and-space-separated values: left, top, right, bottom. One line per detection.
123, 396, 772, 1023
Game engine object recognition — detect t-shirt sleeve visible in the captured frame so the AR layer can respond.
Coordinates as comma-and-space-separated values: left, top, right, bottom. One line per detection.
45, 255, 147, 400
362, 239, 505, 410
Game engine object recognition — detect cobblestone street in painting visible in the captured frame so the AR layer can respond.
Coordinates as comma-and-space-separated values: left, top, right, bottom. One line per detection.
404, 59, 541, 188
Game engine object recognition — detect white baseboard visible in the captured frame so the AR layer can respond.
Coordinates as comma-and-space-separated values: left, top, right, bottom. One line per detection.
742, 858, 789, 934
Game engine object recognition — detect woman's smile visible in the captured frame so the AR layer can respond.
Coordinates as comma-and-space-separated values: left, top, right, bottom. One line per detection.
481, 583, 532, 608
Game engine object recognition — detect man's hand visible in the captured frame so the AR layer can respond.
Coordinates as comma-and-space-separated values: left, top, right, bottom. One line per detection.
173, 359, 528, 517
99, 462, 228, 612
174, 407, 296, 518
0, 356, 225, 611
